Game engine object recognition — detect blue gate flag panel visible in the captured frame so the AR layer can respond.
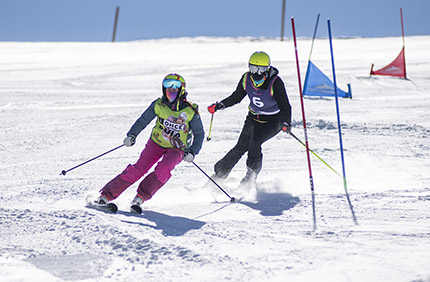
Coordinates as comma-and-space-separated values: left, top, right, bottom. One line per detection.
303, 61, 351, 98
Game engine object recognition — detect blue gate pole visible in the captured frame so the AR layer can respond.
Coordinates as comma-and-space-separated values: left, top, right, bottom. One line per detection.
327, 19, 357, 224
308, 13, 320, 62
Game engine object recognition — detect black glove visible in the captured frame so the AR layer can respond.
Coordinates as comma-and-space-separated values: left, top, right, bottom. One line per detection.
281, 122, 292, 134
207, 102, 225, 114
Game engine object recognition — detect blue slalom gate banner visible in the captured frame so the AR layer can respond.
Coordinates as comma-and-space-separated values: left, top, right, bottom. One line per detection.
303, 61, 352, 98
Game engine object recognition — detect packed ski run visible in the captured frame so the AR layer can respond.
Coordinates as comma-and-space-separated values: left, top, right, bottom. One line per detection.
1, 36, 429, 282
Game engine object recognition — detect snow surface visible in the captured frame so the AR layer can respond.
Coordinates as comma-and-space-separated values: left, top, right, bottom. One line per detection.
0, 36, 429, 282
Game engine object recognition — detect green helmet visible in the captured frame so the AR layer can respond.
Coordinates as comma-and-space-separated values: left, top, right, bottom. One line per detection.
249, 51, 271, 67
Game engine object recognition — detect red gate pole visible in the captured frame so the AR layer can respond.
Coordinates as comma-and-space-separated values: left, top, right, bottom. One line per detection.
291, 17, 317, 231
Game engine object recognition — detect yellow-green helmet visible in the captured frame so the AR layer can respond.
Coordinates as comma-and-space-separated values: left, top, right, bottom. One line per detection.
162, 73, 187, 103
162, 73, 186, 88
249, 52, 270, 87
249, 51, 271, 67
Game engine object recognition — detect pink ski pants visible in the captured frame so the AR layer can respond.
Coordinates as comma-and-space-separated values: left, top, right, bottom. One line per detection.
100, 138, 184, 201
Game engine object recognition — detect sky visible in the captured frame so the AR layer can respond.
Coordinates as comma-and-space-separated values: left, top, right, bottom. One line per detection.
0, 0, 429, 42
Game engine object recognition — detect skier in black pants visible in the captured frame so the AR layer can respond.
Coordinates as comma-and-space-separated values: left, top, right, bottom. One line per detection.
208, 51, 292, 186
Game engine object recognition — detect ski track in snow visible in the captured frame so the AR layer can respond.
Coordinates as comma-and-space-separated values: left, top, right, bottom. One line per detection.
1, 37, 430, 282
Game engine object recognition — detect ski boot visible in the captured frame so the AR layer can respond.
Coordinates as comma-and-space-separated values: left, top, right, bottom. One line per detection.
95, 194, 110, 205
93, 194, 118, 212
130, 194, 144, 214
239, 168, 257, 187
239, 167, 258, 201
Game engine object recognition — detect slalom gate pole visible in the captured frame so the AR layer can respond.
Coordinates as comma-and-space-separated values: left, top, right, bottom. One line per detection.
60, 144, 124, 176
206, 114, 214, 141
400, 8, 405, 49
400, 8, 407, 78
289, 132, 342, 178
291, 17, 317, 231
308, 13, 320, 62
303, 14, 321, 91
192, 161, 235, 203
327, 19, 357, 224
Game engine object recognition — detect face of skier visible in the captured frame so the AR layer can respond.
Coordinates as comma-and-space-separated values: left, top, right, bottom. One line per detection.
163, 79, 182, 102
249, 64, 268, 86
165, 88, 178, 102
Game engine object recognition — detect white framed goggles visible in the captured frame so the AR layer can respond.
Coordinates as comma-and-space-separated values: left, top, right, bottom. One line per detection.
163, 79, 182, 89
249, 64, 268, 75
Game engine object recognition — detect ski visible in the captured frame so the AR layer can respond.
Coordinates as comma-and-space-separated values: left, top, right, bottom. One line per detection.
130, 204, 143, 214
87, 202, 118, 213
85, 195, 143, 214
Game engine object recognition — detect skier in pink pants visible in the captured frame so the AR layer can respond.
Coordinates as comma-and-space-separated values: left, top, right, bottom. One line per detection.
96, 73, 204, 212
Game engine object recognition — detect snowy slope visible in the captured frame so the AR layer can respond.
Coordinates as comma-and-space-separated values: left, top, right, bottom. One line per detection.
0, 36, 429, 282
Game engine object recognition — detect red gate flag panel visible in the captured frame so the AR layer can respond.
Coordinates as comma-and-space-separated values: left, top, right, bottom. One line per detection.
370, 47, 406, 78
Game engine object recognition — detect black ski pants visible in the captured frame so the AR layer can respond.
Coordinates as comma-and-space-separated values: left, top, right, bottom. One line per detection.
214, 114, 281, 178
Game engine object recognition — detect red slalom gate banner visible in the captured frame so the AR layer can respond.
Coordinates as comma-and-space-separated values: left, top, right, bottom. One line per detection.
370, 8, 407, 79
370, 47, 406, 78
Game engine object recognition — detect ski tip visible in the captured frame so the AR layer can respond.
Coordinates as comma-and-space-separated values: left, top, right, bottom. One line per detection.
130, 205, 143, 214
107, 203, 118, 213
86, 201, 118, 213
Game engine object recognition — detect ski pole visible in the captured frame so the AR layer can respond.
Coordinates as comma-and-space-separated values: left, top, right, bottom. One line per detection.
192, 161, 235, 203
289, 132, 342, 178
206, 114, 214, 141
60, 144, 124, 175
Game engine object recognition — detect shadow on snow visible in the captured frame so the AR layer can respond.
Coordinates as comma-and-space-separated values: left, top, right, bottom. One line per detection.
120, 210, 206, 237
117, 191, 299, 236
240, 191, 301, 216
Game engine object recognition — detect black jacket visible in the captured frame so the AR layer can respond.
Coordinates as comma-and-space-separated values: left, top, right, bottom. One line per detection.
221, 67, 292, 124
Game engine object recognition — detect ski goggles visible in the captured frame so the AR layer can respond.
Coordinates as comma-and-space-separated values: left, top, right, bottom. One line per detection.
249, 64, 268, 75
163, 79, 182, 89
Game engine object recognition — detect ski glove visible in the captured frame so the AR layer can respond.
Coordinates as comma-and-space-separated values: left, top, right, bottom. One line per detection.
123, 135, 136, 147
207, 102, 225, 114
183, 149, 195, 163
281, 122, 292, 134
